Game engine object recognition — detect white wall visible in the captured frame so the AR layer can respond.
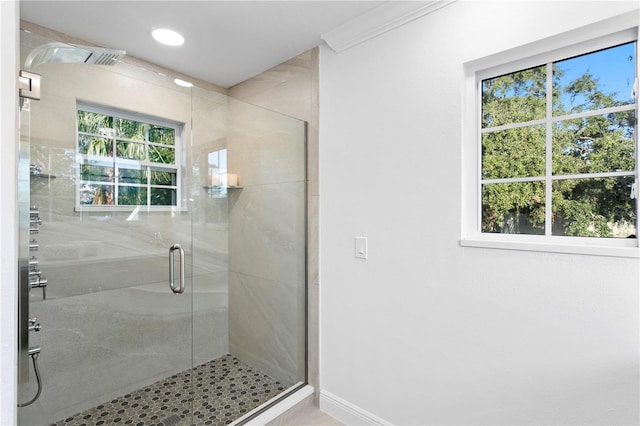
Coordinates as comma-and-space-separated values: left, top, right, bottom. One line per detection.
0, 1, 18, 425
319, 1, 639, 425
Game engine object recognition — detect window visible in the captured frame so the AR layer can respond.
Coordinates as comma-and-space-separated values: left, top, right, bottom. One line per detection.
464, 26, 640, 255
76, 103, 182, 209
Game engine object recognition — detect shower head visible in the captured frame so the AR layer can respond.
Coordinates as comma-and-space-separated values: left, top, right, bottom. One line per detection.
24, 42, 126, 71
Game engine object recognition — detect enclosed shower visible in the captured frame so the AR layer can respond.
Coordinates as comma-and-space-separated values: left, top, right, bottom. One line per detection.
17, 25, 307, 426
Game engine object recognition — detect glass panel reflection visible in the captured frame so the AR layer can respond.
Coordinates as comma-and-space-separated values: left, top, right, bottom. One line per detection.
79, 134, 112, 156
80, 163, 113, 182
80, 183, 114, 205
119, 168, 147, 184
78, 110, 112, 135
148, 145, 175, 164
150, 187, 175, 205
150, 169, 176, 186
116, 141, 146, 160
149, 125, 175, 145
118, 185, 147, 205
116, 118, 146, 140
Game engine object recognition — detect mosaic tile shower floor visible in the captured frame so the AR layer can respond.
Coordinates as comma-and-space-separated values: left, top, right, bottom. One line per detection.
51, 354, 286, 426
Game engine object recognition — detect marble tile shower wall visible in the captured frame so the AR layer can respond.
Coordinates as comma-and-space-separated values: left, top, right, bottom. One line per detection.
227, 100, 307, 386
228, 48, 318, 392
20, 56, 230, 423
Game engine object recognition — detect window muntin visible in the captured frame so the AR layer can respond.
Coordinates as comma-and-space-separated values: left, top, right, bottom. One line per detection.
480, 40, 638, 239
76, 104, 181, 209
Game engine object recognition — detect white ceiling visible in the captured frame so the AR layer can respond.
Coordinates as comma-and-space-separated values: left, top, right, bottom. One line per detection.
20, 0, 386, 88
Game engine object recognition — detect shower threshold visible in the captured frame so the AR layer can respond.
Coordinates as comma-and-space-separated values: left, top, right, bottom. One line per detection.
51, 354, 286, 426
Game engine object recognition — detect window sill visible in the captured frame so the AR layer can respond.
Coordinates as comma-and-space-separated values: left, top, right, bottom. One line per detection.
74, 206, 188, 213
460, 237, 640, 258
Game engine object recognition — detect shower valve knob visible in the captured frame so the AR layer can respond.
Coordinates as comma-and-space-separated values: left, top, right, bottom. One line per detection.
29, 277, 47, 300
29, 276, 47, 288
29, 239, 39, 251
28, 316, 42, 332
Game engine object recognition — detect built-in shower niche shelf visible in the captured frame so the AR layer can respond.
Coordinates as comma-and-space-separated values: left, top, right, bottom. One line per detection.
203, 185, 242, 198
202, 185, 242, 190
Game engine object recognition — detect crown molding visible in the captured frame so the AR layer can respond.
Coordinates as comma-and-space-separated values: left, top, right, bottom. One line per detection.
321, 0, 457, 53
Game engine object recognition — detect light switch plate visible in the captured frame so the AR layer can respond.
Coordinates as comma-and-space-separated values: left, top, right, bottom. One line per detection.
355, 236, 367, 259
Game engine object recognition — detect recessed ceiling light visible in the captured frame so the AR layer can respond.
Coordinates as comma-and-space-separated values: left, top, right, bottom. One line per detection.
174, 78, 193, 88
151, 28, 184, 46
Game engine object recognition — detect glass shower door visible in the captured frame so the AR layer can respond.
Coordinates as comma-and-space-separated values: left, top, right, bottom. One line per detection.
18, 23, 308, 426
17, 29, 197, 426
190, 87, 308, 423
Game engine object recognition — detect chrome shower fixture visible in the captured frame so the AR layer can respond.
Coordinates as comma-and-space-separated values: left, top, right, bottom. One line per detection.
24, 42, 126, 71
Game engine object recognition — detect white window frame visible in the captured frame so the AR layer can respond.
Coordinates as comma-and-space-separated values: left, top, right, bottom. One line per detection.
461, 16, 640, 258
75, 102, 184, 212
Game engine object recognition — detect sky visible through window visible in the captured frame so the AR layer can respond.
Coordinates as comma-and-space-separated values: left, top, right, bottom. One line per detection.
556, 42, 636, 107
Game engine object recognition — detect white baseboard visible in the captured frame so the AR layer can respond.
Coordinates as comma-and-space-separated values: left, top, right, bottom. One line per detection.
319, 390, 393, 426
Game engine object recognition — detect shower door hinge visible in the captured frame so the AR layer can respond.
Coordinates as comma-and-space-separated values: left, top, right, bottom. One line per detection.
19, 70, 41, 101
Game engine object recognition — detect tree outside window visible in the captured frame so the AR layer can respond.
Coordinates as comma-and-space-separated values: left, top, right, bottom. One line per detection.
481, 41, 637, 238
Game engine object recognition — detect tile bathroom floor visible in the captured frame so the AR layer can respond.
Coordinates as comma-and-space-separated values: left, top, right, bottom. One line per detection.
51, 354, 287, 426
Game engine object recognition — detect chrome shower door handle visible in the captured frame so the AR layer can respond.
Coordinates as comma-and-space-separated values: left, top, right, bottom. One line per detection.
169, 243, 185, 294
